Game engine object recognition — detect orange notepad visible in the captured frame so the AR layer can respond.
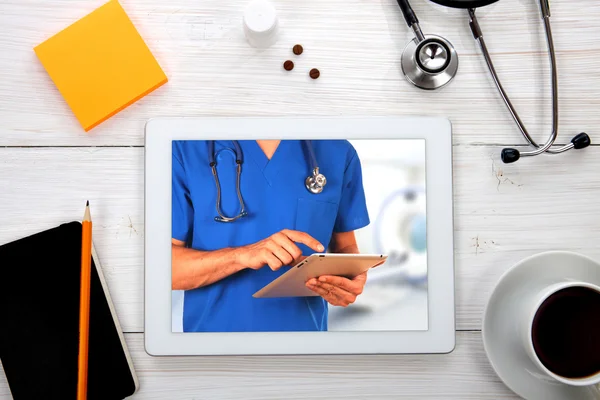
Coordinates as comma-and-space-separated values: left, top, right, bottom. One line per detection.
34, 0, 168, 132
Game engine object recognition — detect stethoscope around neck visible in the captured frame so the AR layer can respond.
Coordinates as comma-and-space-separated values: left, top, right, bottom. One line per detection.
397, 0, 591, 163
207, 140, 327, 223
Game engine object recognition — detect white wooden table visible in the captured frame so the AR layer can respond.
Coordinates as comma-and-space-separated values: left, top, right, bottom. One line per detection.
1, 0, 599, 398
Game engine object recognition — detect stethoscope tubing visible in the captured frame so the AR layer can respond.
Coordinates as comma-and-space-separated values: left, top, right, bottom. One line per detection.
208, 140, 244, 165
207, 140, 323, 222
209, 140, 318, 172
209, 144, 247, 223
304, 140, 319, 171
469, 7, 572, 157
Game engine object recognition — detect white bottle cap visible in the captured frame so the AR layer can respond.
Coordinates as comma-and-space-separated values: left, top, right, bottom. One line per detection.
243, 0, 279, 49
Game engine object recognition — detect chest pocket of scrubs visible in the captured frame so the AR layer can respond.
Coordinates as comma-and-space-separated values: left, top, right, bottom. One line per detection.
295, 198, 339, 254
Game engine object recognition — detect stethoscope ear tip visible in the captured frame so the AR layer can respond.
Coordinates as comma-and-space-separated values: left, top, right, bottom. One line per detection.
501, 133, 590, 164
572, 132, 591, 150
501, 148, 520, 164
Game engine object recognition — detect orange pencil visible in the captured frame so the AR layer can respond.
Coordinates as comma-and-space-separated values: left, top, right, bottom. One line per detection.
78, 201, 92, 400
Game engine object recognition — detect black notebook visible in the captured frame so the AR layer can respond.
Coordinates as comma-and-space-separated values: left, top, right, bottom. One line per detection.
0, 222, 139, 399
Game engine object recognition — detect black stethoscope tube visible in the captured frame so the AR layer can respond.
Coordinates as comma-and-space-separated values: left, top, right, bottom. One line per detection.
428, 0, 499, 8
206, 140, 326, 222
396, 0, 419, 27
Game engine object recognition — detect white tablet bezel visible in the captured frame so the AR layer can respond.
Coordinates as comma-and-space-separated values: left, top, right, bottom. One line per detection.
145, 117, 455, 356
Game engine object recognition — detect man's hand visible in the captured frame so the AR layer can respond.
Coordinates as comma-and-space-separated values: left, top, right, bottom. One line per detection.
236, 229, 324, 271
305, 272, 367, 307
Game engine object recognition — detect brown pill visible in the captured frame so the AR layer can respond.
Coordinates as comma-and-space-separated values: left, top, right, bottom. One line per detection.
283, 60, 294, 71
309, 68, 320, 79
293, 44, 304, 55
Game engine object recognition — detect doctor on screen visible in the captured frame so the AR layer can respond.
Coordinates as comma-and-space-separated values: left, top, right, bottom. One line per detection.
171, 139, 370, 332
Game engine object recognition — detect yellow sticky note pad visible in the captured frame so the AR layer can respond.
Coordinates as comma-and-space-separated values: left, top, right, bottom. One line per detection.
34, 0, 168, 131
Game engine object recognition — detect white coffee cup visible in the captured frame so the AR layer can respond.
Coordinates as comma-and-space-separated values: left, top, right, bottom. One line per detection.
519, 280, 600, 386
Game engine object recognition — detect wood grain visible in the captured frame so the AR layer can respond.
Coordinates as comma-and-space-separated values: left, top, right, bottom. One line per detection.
0, 0, 598, 146
0, 332, 519, 399
1, 146, 599, 333
2, 0, 599, 398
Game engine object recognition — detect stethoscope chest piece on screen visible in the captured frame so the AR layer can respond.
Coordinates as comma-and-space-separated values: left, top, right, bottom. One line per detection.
401, 34, 458, 90
305, 167, 327, 194
303, 140, 327, 194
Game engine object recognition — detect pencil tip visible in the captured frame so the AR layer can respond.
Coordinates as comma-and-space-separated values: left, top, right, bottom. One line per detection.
86, 200, 89, 207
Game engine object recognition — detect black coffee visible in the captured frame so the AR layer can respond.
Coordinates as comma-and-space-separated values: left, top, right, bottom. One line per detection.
531, 286, 600, 379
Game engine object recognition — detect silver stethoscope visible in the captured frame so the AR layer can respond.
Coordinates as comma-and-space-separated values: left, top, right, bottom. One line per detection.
207, 140, 327, 222
397, 0, 591, 164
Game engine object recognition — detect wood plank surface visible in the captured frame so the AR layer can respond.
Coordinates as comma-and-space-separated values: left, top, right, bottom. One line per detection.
0, 0, 598, 146
0, 332, 519, 399
2, 0, 600, 398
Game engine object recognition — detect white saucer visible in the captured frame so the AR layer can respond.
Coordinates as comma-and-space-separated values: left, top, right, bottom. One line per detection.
482, 251, 600, 400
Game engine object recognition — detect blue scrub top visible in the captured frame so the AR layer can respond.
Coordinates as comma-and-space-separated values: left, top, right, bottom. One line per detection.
172, 140, 370, 332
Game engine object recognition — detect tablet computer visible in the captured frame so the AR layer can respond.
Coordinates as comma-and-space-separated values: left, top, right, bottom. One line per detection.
145, 116, 455, 355
253, 254, 388, 298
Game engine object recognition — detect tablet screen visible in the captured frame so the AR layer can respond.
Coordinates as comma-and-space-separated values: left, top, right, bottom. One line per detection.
171, 139, 428, 333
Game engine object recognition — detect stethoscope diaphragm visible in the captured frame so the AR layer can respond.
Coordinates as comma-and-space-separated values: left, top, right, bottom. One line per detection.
401, 35, 458, 90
